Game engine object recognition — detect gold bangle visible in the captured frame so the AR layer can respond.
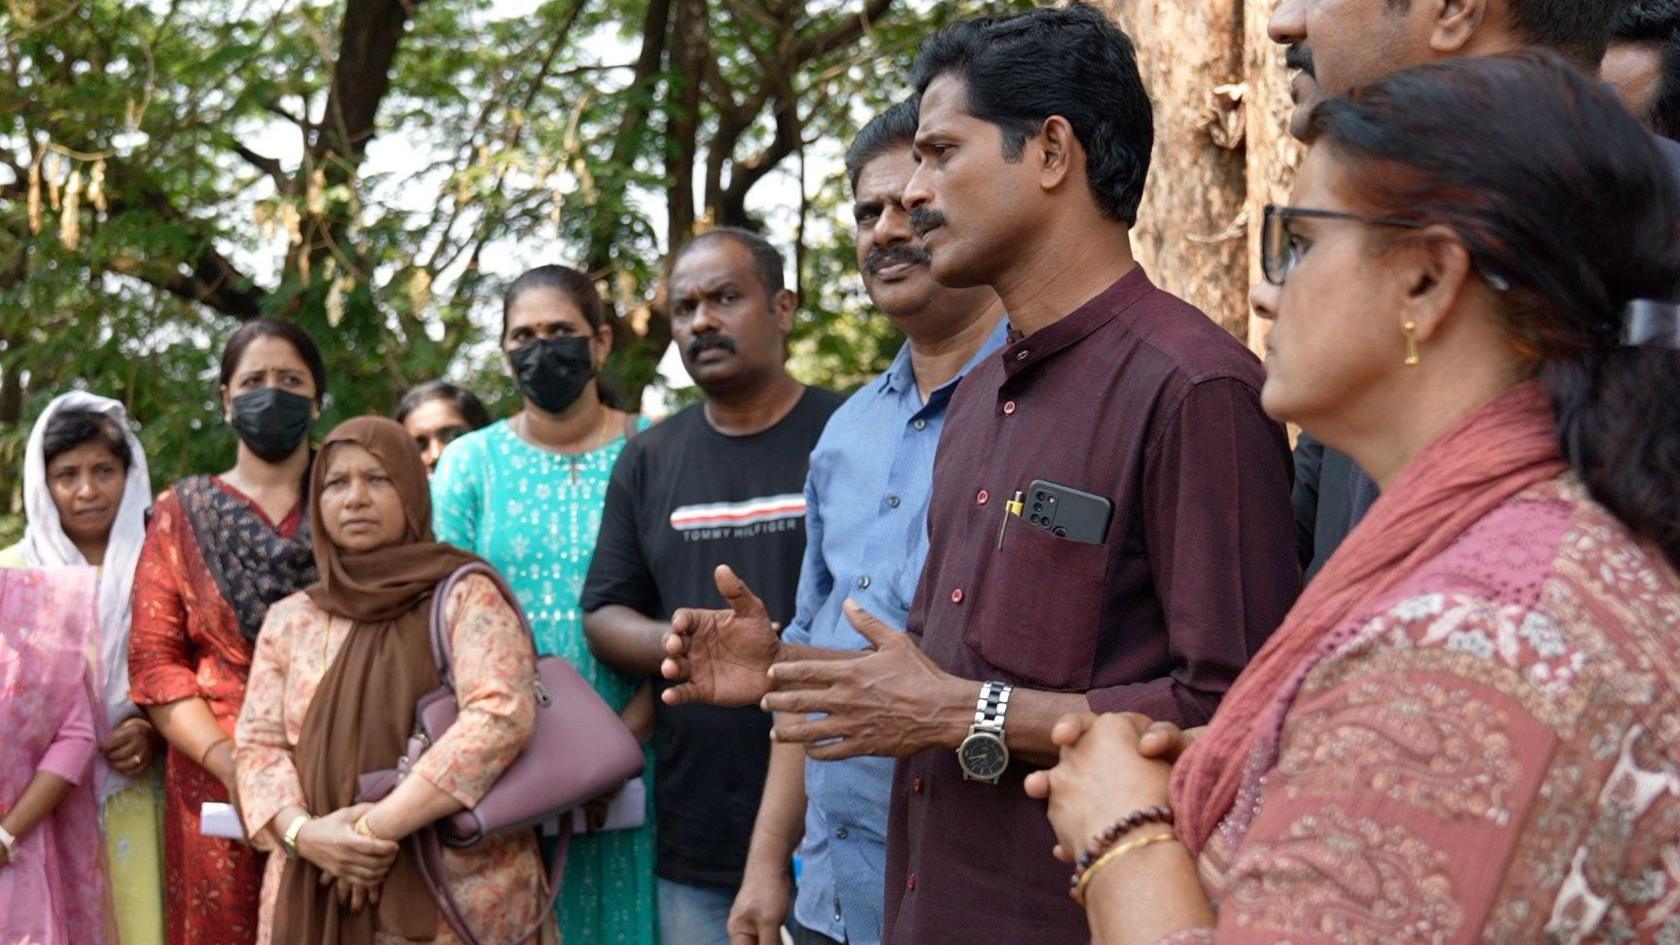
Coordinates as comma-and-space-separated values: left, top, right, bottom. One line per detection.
197, 737, 231, 769
1071, 830, 1178, 906
354, 816, 381, 840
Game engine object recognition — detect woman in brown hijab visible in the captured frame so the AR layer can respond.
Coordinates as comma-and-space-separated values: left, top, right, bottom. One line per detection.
233, 417, 555, 945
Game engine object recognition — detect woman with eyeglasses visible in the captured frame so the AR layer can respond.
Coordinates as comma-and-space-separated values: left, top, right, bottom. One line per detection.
429, 265, 657, 945
130, 318, 326, 945
1026, 52, 1680, 945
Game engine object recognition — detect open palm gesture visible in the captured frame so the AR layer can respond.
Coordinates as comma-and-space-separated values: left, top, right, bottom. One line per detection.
661, 565, 782, 707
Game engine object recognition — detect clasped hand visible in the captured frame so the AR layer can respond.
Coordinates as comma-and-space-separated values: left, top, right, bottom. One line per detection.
296, 803, 399, 912
1023, 713, 1203, 862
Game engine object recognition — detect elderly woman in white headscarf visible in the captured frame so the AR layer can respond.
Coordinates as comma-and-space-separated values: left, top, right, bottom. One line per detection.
0, 391, 166, 945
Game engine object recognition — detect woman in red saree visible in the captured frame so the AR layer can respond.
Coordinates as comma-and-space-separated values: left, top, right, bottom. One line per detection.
129, 319, 327, 945
1028, 53, 1680, 945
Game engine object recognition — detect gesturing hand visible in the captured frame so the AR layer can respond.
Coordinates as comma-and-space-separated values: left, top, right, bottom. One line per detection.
1023, 713, 1174, 863
296, 804, 398, 886
662, 565, 783, 707
102, 716, 158, 777
762, 601, 966, 761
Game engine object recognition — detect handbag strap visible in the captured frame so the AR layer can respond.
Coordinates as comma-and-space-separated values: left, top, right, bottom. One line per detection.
428, 561, 533, 691
413, 818, 568, 945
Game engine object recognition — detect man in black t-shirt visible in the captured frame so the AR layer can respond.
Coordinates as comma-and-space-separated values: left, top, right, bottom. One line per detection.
583, 227, 843, 945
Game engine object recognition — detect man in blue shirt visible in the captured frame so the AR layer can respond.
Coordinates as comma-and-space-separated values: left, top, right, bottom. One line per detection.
711, 100, 1006, 945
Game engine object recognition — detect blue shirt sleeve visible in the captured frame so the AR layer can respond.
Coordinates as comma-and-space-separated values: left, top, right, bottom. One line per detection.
781, 469, 831, 647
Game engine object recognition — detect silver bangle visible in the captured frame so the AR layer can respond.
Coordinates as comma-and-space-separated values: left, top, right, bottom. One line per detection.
0, 823, 17, 858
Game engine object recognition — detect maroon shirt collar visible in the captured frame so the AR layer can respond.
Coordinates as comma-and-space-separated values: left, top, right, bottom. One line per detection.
1001, 265, 1154, 379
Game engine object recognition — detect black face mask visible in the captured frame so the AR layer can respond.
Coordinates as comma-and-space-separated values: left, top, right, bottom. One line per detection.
510, 336, 595, 414
230, 388, 315, 462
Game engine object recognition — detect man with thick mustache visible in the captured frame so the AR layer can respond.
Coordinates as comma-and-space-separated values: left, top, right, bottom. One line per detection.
660, 7, 1298, 942
582, 228, 843, 945
692, 101, 1007, 945
1273, 0, 1634, 579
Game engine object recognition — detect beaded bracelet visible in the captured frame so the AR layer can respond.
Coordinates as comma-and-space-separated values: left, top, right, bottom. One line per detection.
1069, 830, 1178, 906
1075, 804, 1174, 870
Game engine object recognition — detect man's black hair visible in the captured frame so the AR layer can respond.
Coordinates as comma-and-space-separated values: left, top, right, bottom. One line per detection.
1386, 0, 1622, 68
672, 227, 787, 299
844, 99, 921, 191
910, 3, 1154, 225
1612, 0, 1680, 140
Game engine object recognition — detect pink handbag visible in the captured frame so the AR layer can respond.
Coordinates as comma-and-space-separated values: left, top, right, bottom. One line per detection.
358, 562, 645, 945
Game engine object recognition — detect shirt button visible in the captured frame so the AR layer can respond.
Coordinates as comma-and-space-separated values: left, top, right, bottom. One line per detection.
836, 827, 848, 839
907, 875, 917, 892
1003, 401, 1017, 415
857, 576, 871, 589
887, 495, 901, 509
950, 588, 964, 604
913, 778, 924, 793
1015, 349, 1029, 361
913, 418, 927, 430
976, 490, 990, 506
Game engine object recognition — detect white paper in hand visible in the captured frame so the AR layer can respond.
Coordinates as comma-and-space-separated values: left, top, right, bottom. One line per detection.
200, 802, 246, 841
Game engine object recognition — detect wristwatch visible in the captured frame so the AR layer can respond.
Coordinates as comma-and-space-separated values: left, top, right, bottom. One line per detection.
280, 813, 312, 858
957, 681, 1013, 784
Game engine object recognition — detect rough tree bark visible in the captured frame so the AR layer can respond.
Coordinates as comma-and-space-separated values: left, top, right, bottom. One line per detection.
1110, 0, 1250, 341
1243, 0, 1303, 358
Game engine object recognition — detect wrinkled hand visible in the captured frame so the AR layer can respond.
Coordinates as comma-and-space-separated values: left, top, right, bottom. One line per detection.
762, 601, 964, 761
296, 804, 399, 886
663, 566, 782, 707
102, 717, 158, 777
1024, 713, 1174, 863
581, 783, 625, 832
727, 862, 790, 945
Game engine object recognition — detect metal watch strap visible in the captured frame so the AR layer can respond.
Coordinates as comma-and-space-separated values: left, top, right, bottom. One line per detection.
972, 681, 1012, 733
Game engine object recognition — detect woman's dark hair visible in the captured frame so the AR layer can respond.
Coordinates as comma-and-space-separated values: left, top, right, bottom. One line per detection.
501, 265, 621, 409
42, 409, 132, 470
1612, 0, 1680, 141
219, 318, 328, 407
394, 380, 492, 430
911, 3, 1154, 226
1306, 50, 1680, 568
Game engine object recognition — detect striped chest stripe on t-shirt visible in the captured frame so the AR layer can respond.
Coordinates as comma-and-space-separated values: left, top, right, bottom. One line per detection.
668, 494, 807, 531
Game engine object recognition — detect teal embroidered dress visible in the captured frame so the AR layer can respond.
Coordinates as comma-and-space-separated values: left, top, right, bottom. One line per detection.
431, 417, 658, 945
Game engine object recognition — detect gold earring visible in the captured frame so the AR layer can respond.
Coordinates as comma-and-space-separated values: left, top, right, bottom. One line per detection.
1403, 321, 1421, 366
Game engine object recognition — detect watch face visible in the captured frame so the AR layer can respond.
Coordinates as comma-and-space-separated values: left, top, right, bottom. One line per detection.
960, 732, 1009, 779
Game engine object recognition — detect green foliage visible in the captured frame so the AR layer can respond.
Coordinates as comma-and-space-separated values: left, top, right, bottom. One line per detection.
0, 0, 1034, 509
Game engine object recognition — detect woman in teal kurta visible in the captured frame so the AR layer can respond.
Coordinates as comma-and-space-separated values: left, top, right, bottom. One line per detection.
431, 265, 658, 945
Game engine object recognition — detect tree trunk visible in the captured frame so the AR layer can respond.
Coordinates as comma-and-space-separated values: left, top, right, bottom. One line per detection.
1242, 0, 1303, 358
1109, 0, 1249, 342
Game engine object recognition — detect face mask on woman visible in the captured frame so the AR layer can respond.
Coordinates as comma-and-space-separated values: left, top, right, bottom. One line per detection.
231, 387, 315, 462
509, 335, 596, 414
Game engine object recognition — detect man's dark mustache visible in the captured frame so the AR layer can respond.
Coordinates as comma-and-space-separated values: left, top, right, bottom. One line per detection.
866, 244, 932, 274
1285, 44, 1315, 78
909, 208, 947, 237
687, 334, 738, 359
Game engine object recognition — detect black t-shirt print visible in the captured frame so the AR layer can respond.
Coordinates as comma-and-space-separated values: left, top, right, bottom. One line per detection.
582, 386, 844, 888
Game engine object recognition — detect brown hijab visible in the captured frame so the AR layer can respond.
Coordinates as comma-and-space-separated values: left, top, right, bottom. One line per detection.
272, 416, 481, 945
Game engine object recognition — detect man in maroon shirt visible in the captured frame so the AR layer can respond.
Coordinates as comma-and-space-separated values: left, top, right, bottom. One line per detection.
660, 6, 1298, 942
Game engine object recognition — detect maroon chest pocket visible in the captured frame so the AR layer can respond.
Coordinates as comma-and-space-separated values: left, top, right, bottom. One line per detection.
962, 520, 1108, 691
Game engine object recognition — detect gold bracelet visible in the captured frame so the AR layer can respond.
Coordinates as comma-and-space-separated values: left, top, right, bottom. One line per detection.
354, 815, 381, 840
1071, 830, 1178, 906
197, 737, 232, 769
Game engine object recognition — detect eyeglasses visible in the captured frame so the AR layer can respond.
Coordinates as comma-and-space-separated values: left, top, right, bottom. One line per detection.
1261, 205, 1426, 286
1261, 204, 1513, 292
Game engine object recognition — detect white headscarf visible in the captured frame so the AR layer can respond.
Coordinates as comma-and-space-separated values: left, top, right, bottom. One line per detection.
21, 391, 152, 803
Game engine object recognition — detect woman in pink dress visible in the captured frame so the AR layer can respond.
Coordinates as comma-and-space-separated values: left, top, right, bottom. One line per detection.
0, 567, 110, 944
1028, 54, 1680, 945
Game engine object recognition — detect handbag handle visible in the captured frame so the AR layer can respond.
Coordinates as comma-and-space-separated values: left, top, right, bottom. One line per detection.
413, 818, 568, 945
429, 562, 534, 691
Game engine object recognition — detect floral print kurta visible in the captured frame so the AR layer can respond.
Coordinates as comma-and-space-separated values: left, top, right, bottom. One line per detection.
130, 484, 302, 945
1166, 475, 1680, 945
234, 573, 553, 945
